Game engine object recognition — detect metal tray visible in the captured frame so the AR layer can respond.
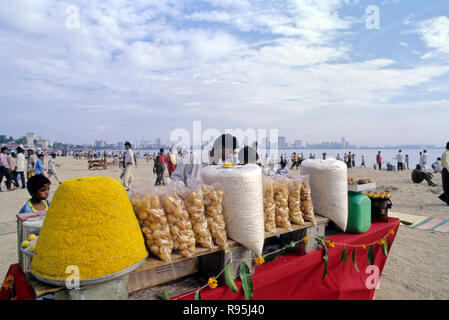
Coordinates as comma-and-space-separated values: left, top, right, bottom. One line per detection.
30, 255, 148, 287
348, 182, 376, 192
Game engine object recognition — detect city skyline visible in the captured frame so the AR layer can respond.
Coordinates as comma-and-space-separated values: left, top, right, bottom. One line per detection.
0, 132, 442, 151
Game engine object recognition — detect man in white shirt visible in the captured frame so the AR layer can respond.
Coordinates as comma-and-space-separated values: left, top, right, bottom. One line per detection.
395, 150, 405, 171
15, 147, 26, 189
47, 153, 62, 184
122, 142, 135, 191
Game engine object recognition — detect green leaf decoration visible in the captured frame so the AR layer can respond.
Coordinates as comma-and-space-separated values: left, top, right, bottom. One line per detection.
160, 289, 170, 300
239, 262, 254, 300
400, 220, 413, 226
194, 289, 201, 300
224, 263, 238, 293
368, 245, 375, 265
382, 242, 388, 257
340, 247, 348, 263
284, 241, 296, 248
321, 246, 328, 280
387, 238, 391, 252
352, 248, 359, 272
315, 236, 325, 248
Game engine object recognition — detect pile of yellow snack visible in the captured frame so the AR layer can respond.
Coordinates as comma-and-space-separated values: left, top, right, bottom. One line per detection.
31, 177, 148, 281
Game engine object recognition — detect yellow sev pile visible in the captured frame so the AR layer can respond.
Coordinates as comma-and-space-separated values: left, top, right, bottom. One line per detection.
31, 176, 148, 281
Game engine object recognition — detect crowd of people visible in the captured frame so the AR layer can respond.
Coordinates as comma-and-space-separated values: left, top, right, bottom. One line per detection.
0, 147, 62, 192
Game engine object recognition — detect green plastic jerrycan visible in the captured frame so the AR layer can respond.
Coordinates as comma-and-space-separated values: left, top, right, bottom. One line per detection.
346, 192, 372, 234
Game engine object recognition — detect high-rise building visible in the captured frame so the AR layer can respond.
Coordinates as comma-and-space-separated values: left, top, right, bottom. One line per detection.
278, 136, 286, 149
294, 140, 302, 148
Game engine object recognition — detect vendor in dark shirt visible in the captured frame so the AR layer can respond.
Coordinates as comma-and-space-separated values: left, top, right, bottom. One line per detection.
411, 164, 437, 187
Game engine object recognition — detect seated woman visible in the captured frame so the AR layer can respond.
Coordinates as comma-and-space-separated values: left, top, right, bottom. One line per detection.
411, 164, 437, 187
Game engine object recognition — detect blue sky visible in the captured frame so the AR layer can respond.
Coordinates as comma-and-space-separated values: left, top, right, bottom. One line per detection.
0, 0, 448, 146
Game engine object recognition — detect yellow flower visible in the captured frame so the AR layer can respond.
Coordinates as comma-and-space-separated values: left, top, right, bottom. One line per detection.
325, 240, 335, 248
208, 277, 218, 289
389, 229, 395, 236
361, 244, 367, 250
303, 236, 309, 244
377, 239, 386, 245
254, 256, 265, 265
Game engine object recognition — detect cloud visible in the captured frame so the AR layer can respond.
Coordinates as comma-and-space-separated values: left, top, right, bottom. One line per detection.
0, 1, 448, 145
415, 15, 449, 60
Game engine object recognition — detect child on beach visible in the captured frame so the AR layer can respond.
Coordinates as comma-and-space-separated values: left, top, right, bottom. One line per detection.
18, 175, 51, 213
34, 154, 45, 176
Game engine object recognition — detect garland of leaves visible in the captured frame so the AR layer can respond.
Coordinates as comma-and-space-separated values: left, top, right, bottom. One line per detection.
163, 236, 310, 300
315, 229, 396, 280
161, 229, 395, 300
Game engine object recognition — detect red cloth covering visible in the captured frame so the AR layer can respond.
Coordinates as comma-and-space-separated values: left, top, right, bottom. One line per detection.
173, 218, 400, 300
0, 264, 35, 300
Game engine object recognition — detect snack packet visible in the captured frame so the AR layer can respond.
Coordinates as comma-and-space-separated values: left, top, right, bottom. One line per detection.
262, 176, 276, 233
130, 189, 173, 262
201, 183, 227, 247
157, 186, 196, 258
178, 184, 214, 249
272, 176, 291, 229
300, 175, 316, 225
288, 177, 305, 225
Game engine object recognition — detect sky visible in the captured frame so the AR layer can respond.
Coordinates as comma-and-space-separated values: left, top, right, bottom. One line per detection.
0, 0, 448, 146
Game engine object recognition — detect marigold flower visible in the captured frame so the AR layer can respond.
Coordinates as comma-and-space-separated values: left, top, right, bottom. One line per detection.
377, 239, 386, 245
325, 240, 335, 248
303, 236, 309, 244
254, 256, 265, 265
361, 244, 367, 250
208, 277, 218, 289
389, 229, 395, 236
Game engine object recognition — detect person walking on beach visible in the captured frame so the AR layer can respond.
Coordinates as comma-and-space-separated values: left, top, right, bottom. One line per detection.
405, 154, 409, 170
0, 147, 12, 191
113, 155, 119, 172
26, 149, 36, 179
47, 153, 62, 184
336, 153, 341, 161
352, 154, 356, 167
439, 142, 449, 206
167, 148, 177, 177
361, 155, 366, 168
395, 150, 405, 171
9, 153, 20, 188
347, 152, 353, 168
153, 155, 164, 186
422, 150, 429, 172
344, 153, 348, 163
376, 151, 382, 170
15, 147, 26, 189
34, 154, 45, 176
158, 148, 168, 184
122, 142, 135, 191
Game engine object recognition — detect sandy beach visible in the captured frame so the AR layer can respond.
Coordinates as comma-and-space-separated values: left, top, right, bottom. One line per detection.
1, 157, 448, 299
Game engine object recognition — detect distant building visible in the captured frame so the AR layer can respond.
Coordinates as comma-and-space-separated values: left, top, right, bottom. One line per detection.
278, 136, 287, 149
294, 140, 302, 148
